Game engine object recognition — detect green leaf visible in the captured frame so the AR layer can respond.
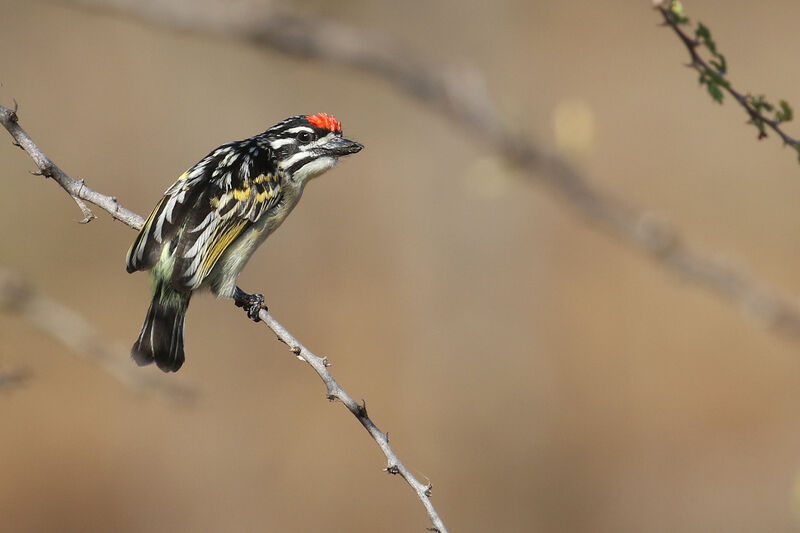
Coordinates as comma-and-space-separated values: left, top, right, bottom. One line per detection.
707, 70, 729, 88
695, 22, 722, 58
707, 82, 724, 103
748, 95, 773, 114
710, 54, 727, 75
695, 23, 720, 57
776, 100, 794, 123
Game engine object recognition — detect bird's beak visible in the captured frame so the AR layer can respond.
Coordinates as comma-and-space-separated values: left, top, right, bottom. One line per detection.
323, 137, 363, 157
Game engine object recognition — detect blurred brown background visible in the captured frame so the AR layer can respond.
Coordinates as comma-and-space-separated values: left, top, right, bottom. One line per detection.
3, 1, 800, 531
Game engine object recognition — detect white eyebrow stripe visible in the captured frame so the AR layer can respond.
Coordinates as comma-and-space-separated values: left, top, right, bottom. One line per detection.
285, 126, 314, 134
269, 138, 297, 149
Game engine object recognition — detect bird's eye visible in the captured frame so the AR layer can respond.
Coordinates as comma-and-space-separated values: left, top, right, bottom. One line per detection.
296, 131, 315, 143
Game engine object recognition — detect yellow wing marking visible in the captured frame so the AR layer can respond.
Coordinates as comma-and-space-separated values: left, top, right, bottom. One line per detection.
233, 187, 251, 201
199, 219, 249, 278
255, 189, 272, 203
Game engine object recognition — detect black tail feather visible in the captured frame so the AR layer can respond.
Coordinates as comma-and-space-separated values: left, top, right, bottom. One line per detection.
132, 284, 191, 372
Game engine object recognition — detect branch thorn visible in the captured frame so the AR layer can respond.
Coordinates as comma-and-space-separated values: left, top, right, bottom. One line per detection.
9, 99, 18, 122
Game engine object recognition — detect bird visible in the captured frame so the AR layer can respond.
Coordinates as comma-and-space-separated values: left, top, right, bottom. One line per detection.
125, 113, 363, 372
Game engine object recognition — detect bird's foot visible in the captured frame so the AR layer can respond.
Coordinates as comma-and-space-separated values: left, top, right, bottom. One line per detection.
234, 287, 267, 322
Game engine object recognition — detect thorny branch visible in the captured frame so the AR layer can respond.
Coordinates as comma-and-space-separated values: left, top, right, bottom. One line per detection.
655, 2, 800, 151
63, 0, 800, 341
259, 313, 442, 532
0, 103, 447, 533
1, 104, 143, 229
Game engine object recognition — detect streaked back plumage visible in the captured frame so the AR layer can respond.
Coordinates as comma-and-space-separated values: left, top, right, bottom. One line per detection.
126, 113, 361, 372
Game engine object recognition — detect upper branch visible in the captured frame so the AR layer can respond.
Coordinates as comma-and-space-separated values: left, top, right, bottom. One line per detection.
656, 2, 800, 155
0, 102, 448, 533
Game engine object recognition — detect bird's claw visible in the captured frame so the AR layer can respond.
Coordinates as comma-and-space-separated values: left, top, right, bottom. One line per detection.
234, 288, 267, 322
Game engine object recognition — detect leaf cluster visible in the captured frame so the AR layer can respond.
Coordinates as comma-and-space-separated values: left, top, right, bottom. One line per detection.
663, 1, 799, 161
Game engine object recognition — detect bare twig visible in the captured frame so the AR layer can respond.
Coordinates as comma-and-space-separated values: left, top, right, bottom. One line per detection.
655, 2, 800, 150
0, 103, 447, 533
0, 267, 194, 400
1, 103, 144, 230
53, 2, 800, 341
260, 312, 447, 533
72, 190, 98, 224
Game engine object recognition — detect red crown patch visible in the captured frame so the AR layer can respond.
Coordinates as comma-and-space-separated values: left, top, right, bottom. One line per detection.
306, 113, 342, 133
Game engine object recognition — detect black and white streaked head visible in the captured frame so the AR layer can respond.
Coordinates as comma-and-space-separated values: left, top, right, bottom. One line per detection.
259, 113, 363, 184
